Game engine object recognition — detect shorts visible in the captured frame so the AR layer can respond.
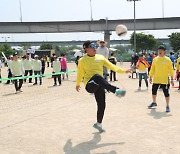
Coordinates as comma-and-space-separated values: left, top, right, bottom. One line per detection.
152, 84, 170, 97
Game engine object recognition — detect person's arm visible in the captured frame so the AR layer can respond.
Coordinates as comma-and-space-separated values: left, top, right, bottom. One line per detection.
76, 60, 85, 92
103, 58, 131, 73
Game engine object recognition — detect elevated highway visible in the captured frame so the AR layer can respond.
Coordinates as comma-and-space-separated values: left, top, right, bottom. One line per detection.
0, 17, 180, 33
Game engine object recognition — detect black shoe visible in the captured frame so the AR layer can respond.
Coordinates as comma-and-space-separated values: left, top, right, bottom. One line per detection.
40, 83, 42, 85
148, 102, 157, 109
166, 106, 170, 112
33, 83, 37, 85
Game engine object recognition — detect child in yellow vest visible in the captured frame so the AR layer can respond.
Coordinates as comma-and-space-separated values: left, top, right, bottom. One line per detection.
136, 54, 150, 90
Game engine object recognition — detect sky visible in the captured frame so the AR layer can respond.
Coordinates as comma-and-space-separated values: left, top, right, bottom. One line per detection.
0, 0, 180, 42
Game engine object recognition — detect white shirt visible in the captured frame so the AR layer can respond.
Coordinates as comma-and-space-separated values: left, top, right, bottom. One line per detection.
10, 60, 24, 76
23, 59, 33, 70
32, 59, 42, 71
53, 60, 61, 73
96, 46, 109, 59
7, 60, 12, 69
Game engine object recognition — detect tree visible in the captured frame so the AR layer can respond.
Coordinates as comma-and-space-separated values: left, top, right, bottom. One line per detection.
0, 44, 15, 57
20, 43, 31, 50
113, 45, 131, 54
168, 32, 180, 52
40, 43, 53, 50
130, 33, 157, 52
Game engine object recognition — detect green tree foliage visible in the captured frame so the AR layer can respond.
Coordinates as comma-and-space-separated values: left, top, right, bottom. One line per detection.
20, 43, 31, 50
113, 45, 131, 54
55, 45, 82, 55
40, 43, 53, 50
130, 33, 157, 52
168, 32, 180, 52
0, 44, 15, 57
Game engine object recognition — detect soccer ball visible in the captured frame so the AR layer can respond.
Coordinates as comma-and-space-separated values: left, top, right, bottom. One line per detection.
115, 24, 127, 37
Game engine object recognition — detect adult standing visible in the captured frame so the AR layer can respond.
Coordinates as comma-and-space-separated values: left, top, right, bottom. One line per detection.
10, 53, 24, 93
23, 54, 33, 83
46, 55, 50, 67
119, 54, 123, 65
41, 55, 46, 75
108, 53, 117, 81
148, 45, 174, 112
96, 40, 109, 80
76, 41, 131, 133
32, 55, 42, 85
5, 56, 13, 84
169, 52, 175, 70
52, 55, 61, 86
60, 54, 68, 80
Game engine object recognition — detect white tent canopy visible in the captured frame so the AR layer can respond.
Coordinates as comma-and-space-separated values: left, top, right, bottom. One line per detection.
73, 49, 83, 57
109, 48, 117, 51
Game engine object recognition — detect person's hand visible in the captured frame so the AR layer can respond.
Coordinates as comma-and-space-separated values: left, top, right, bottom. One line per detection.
76, 85, 81, 92
125, 68, 133, 73
149, 77, 152, 84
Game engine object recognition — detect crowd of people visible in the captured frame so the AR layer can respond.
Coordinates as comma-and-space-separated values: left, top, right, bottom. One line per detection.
75, 41, 180, 133
0, 53, 68, 93
1, 41, 180, 133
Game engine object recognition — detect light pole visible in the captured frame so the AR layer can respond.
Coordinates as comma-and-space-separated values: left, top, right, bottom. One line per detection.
19, 0, 23, 22
162, 0, 164, 18
127, 0, 140, 53
89, 0, 93, 21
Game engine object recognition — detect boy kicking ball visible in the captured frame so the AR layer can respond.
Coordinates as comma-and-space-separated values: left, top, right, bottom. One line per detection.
76, 41, 132, 133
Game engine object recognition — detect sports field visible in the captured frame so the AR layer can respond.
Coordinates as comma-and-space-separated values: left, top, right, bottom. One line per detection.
0, 62, 180, 154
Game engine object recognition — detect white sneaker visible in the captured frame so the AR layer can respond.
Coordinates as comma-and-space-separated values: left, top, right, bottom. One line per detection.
138, 87, 141, 90
146, 87, 148, 90
93, 123, 105, 133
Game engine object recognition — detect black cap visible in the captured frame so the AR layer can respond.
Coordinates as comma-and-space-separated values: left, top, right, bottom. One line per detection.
83, 40, 93, 49
158, 45, 166, 50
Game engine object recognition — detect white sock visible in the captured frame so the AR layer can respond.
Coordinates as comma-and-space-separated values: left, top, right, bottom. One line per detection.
97, 123, 102, 127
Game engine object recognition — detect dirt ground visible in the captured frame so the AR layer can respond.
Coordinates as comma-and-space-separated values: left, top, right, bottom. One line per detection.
0, 62, 180, 154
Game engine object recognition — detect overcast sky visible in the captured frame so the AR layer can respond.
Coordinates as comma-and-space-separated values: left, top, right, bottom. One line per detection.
0, 0, 180, 42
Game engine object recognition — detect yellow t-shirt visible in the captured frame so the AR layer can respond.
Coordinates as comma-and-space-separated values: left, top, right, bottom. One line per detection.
76, 54, 126, 86
176, 57, 180, 72
149, 56, 174, 84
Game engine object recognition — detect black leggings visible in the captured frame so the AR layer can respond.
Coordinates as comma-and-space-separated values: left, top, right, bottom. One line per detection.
85, 74, 118, 123
152, 84, 170, 97
14, 76, 23, 91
